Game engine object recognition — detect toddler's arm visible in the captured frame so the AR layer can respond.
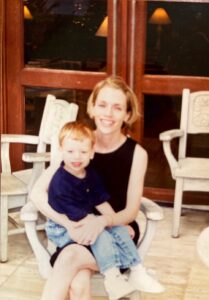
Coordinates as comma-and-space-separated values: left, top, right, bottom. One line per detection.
96, 201, 115, 215
96, 202, 135, 238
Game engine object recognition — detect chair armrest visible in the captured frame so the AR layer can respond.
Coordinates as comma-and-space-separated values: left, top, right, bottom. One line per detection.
22, 152, 51, 163
140, 197, 164, 221
1, 134, 39, 144
20, 201, 38, 221
1, 134, 40, 173
159, 130, 184, 178
21, 153, 50, 192
159, 129, 184, 142
20, 201, 52, 279
137, 198, 164, 260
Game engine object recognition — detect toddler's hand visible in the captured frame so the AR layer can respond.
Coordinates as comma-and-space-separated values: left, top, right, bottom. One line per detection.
126, 225, 135, 239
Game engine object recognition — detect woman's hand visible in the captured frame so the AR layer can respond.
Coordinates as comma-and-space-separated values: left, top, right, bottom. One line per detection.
69, 215, 106, 246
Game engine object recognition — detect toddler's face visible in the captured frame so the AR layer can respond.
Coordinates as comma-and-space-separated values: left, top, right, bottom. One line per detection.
61, 137, 94, 177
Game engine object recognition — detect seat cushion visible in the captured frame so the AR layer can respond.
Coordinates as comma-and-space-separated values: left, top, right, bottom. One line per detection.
13, 169, 32, 185
174, 158, 209, 179
1, 174, 28, 196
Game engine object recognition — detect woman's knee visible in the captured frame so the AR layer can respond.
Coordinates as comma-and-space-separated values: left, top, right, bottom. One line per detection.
54, 244, 97, 272
54, 245, 81, 270
70, 270, 92, 299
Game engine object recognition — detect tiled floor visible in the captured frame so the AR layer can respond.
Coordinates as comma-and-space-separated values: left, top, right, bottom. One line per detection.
0, 207, 209, 300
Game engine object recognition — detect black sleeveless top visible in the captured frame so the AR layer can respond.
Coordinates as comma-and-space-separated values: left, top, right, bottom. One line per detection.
90, 137, 137, 212
90, 137, 140, 243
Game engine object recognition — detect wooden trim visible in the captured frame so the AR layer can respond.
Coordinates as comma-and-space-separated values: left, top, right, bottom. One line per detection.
21, 68, 106, 89
142, 75, 209, 95
144, 187, 174, 202
127, 0, 136, 89
149, 0, 209, 3
6, 0, 24, 134
0, 0, 6, 133
5, 0, 24, 170
107, 0, 113, 74
144, 187, 209, 205
115, 0, 128, 78
131, 0, 147, 142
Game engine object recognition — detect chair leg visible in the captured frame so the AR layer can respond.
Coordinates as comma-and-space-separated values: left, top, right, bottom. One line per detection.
0, 195, 8, 262
172, 178, 184, 238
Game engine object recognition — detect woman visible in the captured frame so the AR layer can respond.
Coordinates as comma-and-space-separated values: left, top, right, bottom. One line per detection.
31, 76, 153, 300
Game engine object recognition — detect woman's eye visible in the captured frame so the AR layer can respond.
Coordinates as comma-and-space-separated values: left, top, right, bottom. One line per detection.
97, 102, 106, 108
81, 151, 87, 154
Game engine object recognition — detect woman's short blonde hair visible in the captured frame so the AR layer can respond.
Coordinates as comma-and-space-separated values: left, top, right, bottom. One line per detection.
87, 76, 140, 127
59, 121, 95, 147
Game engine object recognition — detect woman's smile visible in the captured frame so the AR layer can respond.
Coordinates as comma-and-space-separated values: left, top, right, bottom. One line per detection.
100, 119, 115, 127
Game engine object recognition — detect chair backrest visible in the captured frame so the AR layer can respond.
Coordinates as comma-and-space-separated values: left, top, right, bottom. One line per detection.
178, 89, 209, 159
37, 94, 79, 153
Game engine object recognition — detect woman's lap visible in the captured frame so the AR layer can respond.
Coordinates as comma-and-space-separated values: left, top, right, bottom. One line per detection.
50, 221, 140, 267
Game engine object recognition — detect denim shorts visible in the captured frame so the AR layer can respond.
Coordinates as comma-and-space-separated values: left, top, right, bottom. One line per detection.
45, 219, 73, 248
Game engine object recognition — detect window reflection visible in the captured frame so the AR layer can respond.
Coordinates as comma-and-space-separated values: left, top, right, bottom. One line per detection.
23, 0, 107, 71
146, 2, 209, 76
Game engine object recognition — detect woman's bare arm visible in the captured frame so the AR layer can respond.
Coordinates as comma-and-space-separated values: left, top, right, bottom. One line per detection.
110, 144, 148, 226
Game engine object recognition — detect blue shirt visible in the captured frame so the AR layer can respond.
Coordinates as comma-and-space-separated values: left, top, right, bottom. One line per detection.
48, 162, 110, 221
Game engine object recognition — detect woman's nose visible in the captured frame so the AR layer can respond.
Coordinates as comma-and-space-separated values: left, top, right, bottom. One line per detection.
104, 106, 112, 116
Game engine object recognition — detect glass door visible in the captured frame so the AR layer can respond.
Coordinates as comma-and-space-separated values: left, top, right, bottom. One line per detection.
4, 0, 135, 169
139, 0, 209, 202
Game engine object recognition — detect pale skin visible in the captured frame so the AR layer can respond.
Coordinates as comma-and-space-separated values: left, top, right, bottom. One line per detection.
31, 84, 148, 300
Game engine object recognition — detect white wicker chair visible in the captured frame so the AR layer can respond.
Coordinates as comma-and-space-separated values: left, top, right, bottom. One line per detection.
159, 89, 209, 238
0, 94, 78, 262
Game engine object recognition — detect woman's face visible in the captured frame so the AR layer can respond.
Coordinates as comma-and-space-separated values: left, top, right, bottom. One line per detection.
92, 85, 130, 135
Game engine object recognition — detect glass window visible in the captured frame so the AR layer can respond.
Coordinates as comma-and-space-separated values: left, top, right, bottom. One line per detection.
143, 94, 181, 189
146, 1, 209, 76
23, 0, 107, 71
25, 86, 92, 142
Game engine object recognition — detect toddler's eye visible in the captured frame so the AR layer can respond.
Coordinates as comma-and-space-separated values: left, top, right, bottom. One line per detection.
115, 106, 122, 111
